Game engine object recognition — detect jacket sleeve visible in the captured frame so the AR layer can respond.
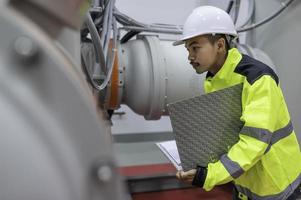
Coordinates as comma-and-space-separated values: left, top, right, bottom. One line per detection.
202, 75, 281, 191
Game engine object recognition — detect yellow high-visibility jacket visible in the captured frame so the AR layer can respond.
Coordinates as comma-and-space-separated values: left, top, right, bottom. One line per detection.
202, 48, 301, 199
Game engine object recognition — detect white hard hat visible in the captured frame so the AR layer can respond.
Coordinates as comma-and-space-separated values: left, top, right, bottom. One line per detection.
173, 6, 238, 46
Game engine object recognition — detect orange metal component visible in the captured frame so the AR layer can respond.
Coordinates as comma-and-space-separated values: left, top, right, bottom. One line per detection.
108, 40, 120, 109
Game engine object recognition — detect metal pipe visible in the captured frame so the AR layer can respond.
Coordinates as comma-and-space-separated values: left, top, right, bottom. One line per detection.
100, 0, 111, 47
236, 0, 255, 28
120, 26, 182, 35
226, 0, 234, 14
103, 0, 115, 65
237, 0, 295, 32
114, 9, 182, 30
97, 17, 117, 90
85, 12, 106, 73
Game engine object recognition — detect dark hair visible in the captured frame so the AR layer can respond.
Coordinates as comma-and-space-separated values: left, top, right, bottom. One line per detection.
204, 34, 231, 51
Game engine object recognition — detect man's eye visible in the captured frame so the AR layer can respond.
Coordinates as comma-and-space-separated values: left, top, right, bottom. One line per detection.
192, 47, 199, 51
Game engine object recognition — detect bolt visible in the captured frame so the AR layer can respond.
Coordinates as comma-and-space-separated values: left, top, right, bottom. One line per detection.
97, 165, 113, 183
14, 36, 39, 62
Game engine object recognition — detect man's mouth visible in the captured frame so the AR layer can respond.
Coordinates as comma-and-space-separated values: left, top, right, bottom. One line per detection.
190, 62, 200, 68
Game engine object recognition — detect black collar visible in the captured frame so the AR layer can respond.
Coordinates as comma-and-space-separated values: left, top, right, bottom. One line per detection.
206, 71, 214, 79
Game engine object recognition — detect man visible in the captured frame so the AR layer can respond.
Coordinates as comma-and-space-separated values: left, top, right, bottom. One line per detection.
174, 6, 301, 200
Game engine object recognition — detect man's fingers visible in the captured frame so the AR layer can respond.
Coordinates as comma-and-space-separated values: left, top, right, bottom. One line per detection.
176, 170, 183, 180
176, 171, 180, 179
176, 169, 197, 184
186, 169, 197, 176
181, 169, 196, 178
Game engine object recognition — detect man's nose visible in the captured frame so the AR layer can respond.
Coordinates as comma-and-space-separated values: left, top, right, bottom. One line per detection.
188, 53, 195, 61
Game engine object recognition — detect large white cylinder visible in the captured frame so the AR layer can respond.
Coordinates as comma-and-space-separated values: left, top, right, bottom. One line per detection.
120, 35, 205, 120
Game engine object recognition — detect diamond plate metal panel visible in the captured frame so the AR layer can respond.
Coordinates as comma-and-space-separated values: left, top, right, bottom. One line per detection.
167, 84, 243, 171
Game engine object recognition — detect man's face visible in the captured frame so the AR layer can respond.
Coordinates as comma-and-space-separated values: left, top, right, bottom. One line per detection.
184, 35, 218, 74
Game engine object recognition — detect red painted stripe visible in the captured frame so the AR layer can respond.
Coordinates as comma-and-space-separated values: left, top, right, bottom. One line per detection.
119, 163, 176, 177
132, 185, 232, 200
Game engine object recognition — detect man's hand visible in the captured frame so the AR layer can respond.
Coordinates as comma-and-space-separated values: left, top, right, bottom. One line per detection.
176, 169, 197, 184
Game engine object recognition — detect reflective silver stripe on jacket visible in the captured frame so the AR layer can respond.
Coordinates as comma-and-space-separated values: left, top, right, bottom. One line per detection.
220, 154, 244, 178
220, 121, 294, 178
240, 121, 293, 153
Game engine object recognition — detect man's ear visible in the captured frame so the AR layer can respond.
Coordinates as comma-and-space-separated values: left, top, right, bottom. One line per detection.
217, 38, 226, 51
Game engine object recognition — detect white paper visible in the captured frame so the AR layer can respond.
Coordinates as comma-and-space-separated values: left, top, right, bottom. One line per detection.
156, 140, 182, 171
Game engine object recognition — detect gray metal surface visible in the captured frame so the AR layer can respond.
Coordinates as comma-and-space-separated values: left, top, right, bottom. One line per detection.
0, 3, 127, 200
168, 84, 243, 171
11, 0, 86, 29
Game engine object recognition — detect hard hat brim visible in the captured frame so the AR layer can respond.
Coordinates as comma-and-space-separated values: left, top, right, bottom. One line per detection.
172, 40, 185, 46
173, 32, 238, 46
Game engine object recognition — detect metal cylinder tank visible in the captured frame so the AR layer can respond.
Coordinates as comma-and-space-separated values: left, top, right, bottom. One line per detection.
118, 35, 205, 120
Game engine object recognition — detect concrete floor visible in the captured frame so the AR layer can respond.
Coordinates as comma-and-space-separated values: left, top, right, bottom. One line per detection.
113, 141, 170, 167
